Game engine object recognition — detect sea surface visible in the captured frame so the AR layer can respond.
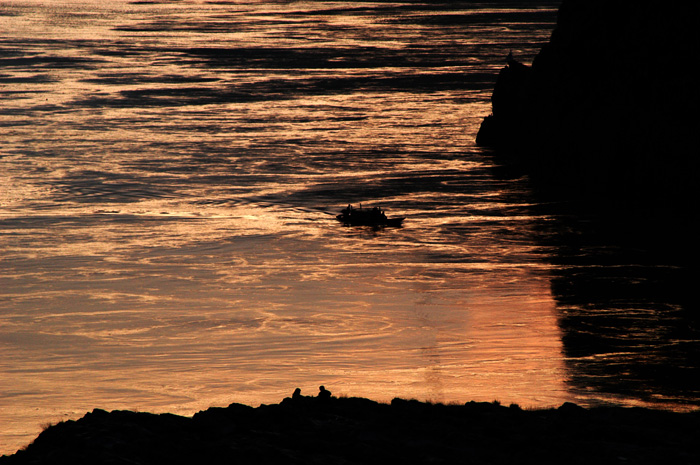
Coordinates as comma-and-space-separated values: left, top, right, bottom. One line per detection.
1, 0, 697, 455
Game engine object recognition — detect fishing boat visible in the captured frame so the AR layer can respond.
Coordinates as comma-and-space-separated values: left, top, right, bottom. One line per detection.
336, 204, 404, 227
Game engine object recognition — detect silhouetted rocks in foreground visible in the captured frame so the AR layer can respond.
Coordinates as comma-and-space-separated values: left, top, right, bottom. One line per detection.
477, 1, 699, 225
3, 393, 700, 464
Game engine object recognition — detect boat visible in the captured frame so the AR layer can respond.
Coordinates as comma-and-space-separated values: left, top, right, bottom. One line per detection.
336, 204, 404, 227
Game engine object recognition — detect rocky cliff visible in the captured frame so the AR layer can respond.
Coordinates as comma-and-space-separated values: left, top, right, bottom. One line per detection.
477, 1, 698, 216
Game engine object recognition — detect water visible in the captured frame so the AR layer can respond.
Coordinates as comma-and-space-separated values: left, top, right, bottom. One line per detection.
1, 0, 697, 455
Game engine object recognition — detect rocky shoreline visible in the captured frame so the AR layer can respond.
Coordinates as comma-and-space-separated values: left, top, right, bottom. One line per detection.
476, 1, 698, 241
2, 391, 699, 464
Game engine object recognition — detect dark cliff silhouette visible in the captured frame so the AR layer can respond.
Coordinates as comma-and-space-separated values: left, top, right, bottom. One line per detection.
3, 395, 700, 464
477, 1, 698, 231
478, 1, 700, 408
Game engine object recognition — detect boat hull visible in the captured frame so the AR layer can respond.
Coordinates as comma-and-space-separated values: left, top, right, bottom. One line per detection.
336, 214, 404, 227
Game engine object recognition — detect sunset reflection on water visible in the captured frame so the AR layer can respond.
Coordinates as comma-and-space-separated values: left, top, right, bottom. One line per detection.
0, 0, 638, 454
2, 196, 569, 452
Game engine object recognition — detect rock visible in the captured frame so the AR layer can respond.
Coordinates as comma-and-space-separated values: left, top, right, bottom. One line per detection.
477, 1, 699, 218
3, 396, 699, 464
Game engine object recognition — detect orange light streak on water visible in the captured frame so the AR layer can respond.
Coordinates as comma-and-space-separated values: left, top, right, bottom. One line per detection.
0, 0, 589, 455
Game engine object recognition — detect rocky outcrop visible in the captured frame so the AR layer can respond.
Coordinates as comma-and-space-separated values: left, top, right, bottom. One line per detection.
3, 393, 700, 464
477, 1, 699, 214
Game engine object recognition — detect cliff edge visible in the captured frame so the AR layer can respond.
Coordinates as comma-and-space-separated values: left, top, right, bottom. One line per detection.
477, 1, 698, 217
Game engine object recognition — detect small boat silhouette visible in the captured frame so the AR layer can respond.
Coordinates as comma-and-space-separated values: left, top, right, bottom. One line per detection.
336, 204, 404, 227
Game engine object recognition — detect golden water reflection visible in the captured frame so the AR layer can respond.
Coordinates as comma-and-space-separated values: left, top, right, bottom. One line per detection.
1, 202, 569, 452
0, 0, 577, 454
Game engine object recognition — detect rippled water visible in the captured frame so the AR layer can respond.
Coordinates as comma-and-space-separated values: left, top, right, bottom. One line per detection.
1, 0, 697, 454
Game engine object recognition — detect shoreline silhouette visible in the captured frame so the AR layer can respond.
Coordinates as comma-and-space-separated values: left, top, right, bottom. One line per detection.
3, 391, 699, 464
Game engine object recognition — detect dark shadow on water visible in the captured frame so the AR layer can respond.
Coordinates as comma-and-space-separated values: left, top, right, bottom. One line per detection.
478, 0, 700, 409
488, 147, 699, 409
523, 194, 700, 408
